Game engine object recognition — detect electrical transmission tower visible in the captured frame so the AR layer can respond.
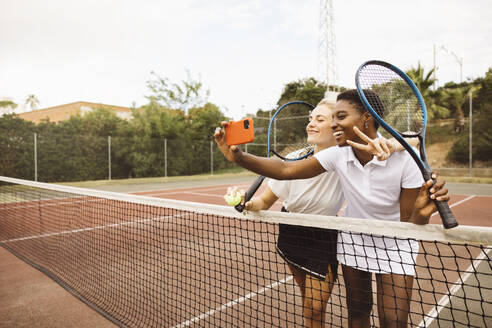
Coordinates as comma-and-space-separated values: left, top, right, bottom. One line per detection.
318, 0, 338, 102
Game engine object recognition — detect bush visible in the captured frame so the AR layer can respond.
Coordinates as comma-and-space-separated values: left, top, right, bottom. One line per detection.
447, 135, 470, 163
447, 105, 492, 163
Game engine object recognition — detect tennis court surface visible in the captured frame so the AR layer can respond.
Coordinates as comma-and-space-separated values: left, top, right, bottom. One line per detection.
0, 176, 491, 327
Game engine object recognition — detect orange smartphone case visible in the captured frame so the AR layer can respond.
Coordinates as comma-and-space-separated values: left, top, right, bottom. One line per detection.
225, 118, 255, 146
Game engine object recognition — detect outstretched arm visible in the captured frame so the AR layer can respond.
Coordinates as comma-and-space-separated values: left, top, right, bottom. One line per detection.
214, 122, 325, 180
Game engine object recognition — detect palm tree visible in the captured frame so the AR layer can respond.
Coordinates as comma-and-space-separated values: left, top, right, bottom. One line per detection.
405, 63, 445, 121
443, 86, 479, 133
442, 87, 477, 133
406, 63, 436, 96
25, 94, 40, 110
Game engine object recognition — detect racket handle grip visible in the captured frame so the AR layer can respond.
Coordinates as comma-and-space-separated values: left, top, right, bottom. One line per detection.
234, 176, 266, 213
435, 200, 459, 229
422, 171, 458, 229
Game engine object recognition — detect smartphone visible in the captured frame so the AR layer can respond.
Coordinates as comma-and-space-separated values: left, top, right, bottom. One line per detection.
225, 118, 255, 146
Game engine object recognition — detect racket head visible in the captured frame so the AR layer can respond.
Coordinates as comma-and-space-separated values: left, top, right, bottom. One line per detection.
355, 60, 428, 139
356, 60, 459, 229
267, 101, 315, 161
234, 101, 314, 213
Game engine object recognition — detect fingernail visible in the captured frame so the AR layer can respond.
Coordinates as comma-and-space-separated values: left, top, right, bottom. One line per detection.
430, 188, 435, 193
430, 195, 435, 199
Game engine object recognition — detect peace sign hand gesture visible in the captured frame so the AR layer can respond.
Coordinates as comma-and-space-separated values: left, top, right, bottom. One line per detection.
346, 126, 398, 161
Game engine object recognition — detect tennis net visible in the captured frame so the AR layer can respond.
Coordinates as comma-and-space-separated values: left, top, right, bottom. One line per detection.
0, 176, 491, 327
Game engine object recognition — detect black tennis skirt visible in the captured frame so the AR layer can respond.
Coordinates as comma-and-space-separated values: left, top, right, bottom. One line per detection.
276, 207, 338, 280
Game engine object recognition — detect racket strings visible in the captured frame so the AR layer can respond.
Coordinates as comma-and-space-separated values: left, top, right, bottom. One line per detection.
358, 65, 424, 136
283, 145, 315, 160
269, 102, 312, 160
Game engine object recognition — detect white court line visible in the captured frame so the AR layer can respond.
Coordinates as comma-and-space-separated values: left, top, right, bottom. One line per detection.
1, 213, 184, 244
172, 275, 293, 328
3, 197, 99, 211
3, 184, 249, 210
417, 248, 491, 328
430, 195, 476, 217
418, 194, 480, 327
141, 184, 251, 197
173, 194, 480, 327
3, 178, 485, 326
182, 192, 225, 198
144, 191, 226, 198
136, 184, 250, 194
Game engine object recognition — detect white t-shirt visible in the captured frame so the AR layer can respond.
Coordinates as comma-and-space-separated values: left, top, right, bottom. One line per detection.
314, 146, 424, 275
267, 171, 343, 216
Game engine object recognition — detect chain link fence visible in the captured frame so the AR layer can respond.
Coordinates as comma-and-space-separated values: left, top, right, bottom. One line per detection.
3, 133, 270, 183
3, 132, 488, 183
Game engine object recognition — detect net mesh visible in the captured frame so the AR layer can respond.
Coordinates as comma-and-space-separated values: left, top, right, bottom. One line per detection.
0, 176, 491, 327
358, 64, 424, 137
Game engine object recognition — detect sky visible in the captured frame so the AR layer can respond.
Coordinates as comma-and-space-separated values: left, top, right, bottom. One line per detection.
1, 0, 491, 119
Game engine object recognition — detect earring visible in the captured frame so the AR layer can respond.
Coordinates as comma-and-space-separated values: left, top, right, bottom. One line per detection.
364, 122, 369, 129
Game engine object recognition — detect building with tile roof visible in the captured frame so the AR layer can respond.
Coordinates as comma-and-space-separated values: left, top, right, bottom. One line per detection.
18, 101, 133, 123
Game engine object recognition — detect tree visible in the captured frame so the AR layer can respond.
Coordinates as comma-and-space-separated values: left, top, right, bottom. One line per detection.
81, 107, 127, 136
25, 94, 40, 110
447, 68, 492, 163
145, 71, 210, 112
188, 103, 226, 139
277, 78, 332, 107
0, 114, 36, 179
405, 64, 448, 121
443, 88, 466, 133
475, 67, 492, 113
115, 101, 190, 178
441, 85, 479, 133
0, 100, 18, 114
447, 102, 492, 163
471, 102, 492, 161
187, 103, 230, 172
405, 63, 436, 94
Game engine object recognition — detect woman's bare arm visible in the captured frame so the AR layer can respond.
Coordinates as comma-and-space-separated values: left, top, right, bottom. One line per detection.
244, 187, 279, 211
402, 173, 450, 225
400, 187, 420, 222
214, 124, 325, 180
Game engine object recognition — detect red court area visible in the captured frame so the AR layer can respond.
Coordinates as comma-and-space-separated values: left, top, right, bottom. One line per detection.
1, 180, 491, 328
133, 181, 492, 327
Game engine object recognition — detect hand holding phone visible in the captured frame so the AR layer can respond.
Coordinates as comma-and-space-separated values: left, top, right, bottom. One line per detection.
225, 118, 254, 146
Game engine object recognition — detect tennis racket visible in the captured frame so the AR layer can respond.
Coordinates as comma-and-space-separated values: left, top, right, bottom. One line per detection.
234, 100, 315, 213
355, 60, 458, 229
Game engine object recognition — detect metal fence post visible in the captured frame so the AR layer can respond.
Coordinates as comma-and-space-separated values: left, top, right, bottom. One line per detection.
469, 91, 473, 177
210, 141, 213, 176
108, 136, 111, 180
34, 132, 38, 181
164, 138, 167, 178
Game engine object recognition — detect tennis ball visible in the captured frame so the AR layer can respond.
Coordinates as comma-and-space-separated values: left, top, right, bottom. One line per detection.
224, 187, 243, 206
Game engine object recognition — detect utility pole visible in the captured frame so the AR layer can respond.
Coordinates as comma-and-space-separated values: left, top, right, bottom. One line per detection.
318, 0, 339, 104
433, 44, 437, 90
433, 44, 463, 88
469, 91, 473, 177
